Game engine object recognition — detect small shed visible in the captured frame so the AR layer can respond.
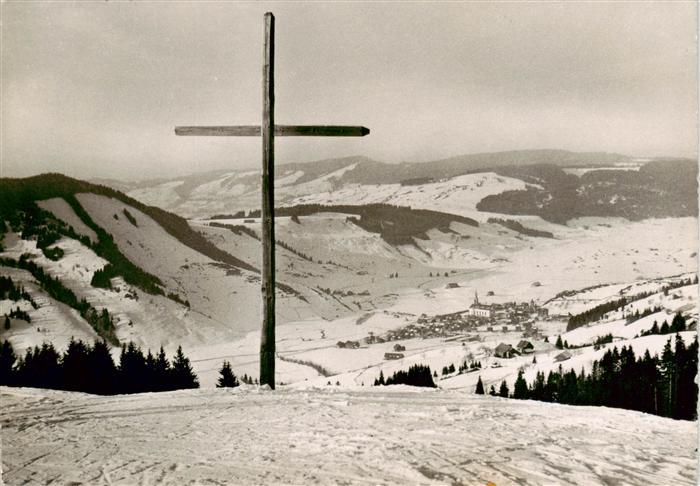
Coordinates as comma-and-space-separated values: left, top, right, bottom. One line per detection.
384, 352, 404, 360
393, 344, 406, 352
554, 350, 572, 362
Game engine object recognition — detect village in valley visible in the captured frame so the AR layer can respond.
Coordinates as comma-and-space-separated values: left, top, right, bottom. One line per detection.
339, 289, 551, 361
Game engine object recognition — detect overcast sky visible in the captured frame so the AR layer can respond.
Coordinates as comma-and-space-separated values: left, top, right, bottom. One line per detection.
1, 2, 697, 180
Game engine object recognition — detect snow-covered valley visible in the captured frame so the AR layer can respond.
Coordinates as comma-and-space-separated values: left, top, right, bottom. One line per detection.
1, 159, 698, 485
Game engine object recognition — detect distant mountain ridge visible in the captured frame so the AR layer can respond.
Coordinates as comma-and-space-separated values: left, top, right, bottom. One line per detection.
96, 149, 696, 223
96, 149, 633, 194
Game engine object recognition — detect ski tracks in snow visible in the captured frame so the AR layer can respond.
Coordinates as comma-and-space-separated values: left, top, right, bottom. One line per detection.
1, 386, 696, 485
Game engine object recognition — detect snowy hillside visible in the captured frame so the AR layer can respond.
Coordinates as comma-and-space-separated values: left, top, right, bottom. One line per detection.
0, 177, 317, 361
1, 386, 696, 486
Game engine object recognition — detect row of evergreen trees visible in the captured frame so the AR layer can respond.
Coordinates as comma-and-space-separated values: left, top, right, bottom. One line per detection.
556, 313, 687, 350
566, 279, 696, 332
441, 360, 482, 376
639, 314, 688, 337
476, 335, 698, 420
374, 364, 436, 388
0, 339, 199, 395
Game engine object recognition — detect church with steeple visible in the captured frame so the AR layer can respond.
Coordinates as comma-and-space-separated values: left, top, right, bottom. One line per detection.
468, 289, 493, 318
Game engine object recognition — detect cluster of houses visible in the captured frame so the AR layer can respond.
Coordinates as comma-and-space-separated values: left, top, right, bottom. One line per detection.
493, 340, 572, 363
345, 290, 552, 345
401, 291, 548, 338
468, 291, 548, 324
493, 340, 534, 358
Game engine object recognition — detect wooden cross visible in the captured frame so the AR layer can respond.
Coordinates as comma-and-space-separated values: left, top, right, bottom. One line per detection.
175, 12, 369, 389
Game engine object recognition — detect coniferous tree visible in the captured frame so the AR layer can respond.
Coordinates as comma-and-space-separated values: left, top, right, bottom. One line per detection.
144, 350, 156, 390
555, 335, 563, 349
672, 334, 697, 420
513, 370, 529, 399
498, 380, 509, 398
61, 338, 90, 391
637, 349, 660, 415
660, 321, 670, 334
670, 313, 687, 333
0, 339, 17, 385
154, 346, 171, 391
119, 342, 148, 393
529, 371, 546, 401
475, 376, 484, 394
86, 339, 117, 395
18, 343, 60, 389
544, 371, 558, 402
170, 345, 199, 389
660, 338, 676, 417
4, 315, 9, 330
557, 369, 579, 404
217, 360, 239, 388
489, 385, 496, 396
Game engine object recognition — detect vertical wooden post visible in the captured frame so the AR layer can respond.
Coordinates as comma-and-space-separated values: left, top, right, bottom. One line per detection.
260, 12, 276, 389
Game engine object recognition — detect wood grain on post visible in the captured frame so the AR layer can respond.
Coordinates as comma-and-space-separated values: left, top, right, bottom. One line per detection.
260, 12, 276, 389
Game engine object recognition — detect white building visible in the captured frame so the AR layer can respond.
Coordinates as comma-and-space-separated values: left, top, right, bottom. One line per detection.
467, 290, 493, 318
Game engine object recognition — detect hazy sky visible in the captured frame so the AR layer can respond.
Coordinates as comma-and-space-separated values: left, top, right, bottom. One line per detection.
1, 2, 697, 180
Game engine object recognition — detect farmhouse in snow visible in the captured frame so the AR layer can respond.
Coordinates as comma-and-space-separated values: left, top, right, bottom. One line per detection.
516, 340, 535, 354
494, 343, 519, 359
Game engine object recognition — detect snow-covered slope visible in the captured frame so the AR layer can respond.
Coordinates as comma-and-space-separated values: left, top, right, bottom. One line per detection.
285, 172, 531, 222
1, 188, 316, 359
128, 166, 536, 223
1, 386, 695, 486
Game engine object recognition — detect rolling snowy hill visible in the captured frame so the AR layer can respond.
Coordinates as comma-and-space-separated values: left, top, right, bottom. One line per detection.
1, 385, 696, 485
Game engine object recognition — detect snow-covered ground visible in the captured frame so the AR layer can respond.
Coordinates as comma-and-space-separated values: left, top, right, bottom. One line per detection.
1, 386, 696, 486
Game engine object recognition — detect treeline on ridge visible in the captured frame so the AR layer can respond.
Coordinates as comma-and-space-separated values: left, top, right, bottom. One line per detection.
478, 335, 698, 421
476, 160, 698, 223
0, 338, 199, 394
487, 218, 554, 238
248, 204, 478, 246
566, 277, 697, 332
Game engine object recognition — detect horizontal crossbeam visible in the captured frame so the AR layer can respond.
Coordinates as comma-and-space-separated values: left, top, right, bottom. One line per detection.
175, 125, 370, 137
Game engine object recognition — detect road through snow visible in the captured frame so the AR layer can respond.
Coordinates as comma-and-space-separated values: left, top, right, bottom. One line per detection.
1, 386, 696, 485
